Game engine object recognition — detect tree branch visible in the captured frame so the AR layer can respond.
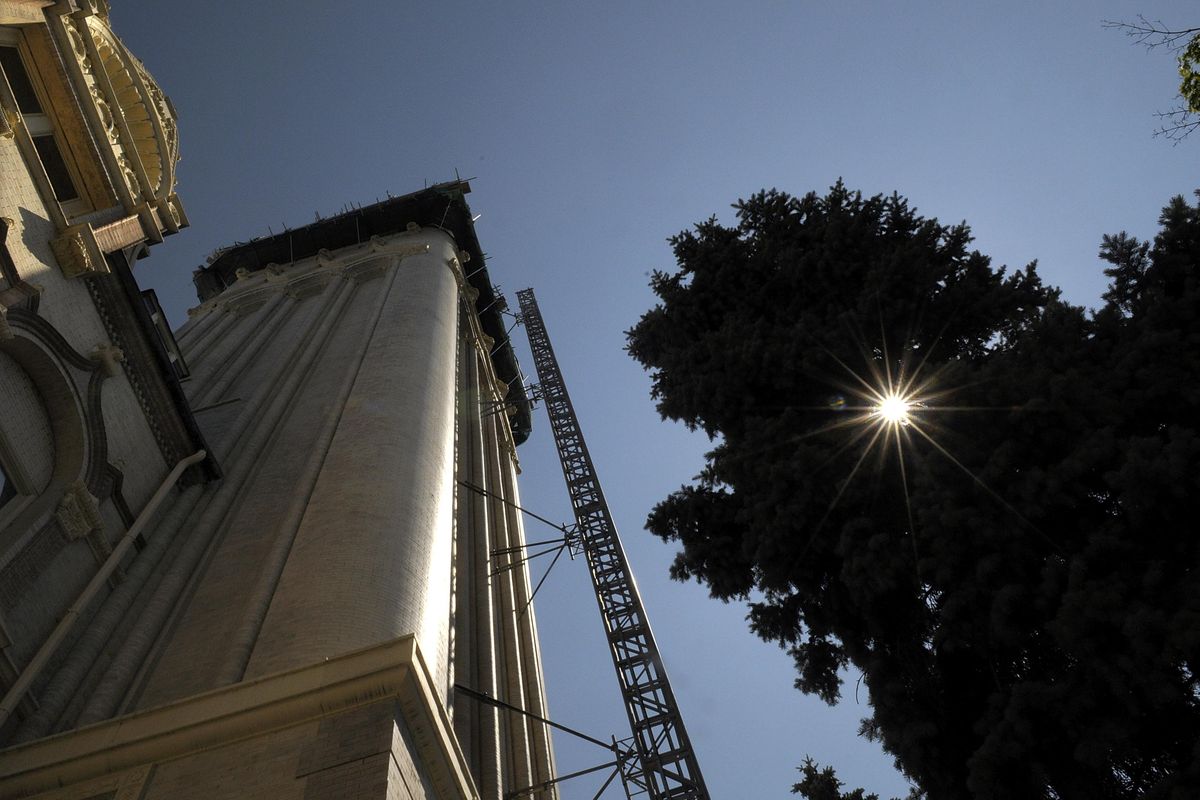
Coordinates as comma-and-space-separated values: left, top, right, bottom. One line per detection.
1102, 16, 1200, 50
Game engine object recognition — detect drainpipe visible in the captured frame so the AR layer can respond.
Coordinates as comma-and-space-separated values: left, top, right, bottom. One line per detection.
0, 449, 206, 730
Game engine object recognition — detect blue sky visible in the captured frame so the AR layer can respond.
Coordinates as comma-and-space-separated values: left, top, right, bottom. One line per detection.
117, 2, 1195, 796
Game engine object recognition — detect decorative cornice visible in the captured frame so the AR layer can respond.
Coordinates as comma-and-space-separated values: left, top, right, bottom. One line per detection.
0, 2, 53, 26
80, 15, 179, 201
207, 238, 436, 308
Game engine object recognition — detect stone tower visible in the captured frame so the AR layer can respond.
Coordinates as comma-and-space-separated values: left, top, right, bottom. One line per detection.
0, 3, 556, 798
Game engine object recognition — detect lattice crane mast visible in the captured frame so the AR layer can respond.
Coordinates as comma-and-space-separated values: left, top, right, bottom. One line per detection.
515, 288, 710, 800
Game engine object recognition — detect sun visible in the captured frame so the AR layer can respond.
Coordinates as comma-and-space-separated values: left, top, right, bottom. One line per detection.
875, 393, 912, 425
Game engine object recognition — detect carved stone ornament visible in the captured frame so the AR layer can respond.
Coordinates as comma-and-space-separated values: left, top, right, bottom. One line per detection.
51, 227, 108, 279
63, 19, 92, 73
76, 0, 110, 18
90, 342, 125, 377
0, 107, 16, 139
0, 304, 11, 341
56, 481, 104, 541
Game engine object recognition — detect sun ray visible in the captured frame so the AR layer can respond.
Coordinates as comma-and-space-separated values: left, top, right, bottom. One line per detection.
819, 340, 890, 403
905, 421, 1062, 553
892, 423, 924, 587
799, 422, 890, 561
719, 409, 879, 466
877, 311, 897, 399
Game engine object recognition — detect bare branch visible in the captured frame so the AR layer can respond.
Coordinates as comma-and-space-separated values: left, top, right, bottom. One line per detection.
1105, 16, 1200, 141
1153, 107, 1200, 143
1102, 15, 1200, 51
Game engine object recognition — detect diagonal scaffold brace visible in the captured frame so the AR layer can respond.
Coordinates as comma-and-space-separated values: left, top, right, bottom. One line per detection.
515, 288, 711, 800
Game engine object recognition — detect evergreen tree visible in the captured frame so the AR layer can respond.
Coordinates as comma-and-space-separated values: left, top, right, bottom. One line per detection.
627, 185, 1200, 799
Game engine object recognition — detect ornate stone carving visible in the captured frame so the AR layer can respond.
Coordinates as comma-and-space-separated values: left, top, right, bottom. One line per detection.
56, 481, 104, 541
0, 107, 16, 140
91, 14, 179, 195
76, 0, 110, 18
90, 342, 125, 376
63, 18, 93, 73
51, 228, 108, 279
116, 153, 140, 199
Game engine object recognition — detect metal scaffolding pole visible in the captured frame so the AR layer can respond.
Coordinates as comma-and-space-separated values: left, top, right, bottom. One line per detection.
516, 288, 710, 800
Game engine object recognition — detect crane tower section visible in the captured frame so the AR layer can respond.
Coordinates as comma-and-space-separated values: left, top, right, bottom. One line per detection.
516, 288, 710, 800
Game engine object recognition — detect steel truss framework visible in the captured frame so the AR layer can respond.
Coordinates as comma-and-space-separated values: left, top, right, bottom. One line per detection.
516, 289, 710, 800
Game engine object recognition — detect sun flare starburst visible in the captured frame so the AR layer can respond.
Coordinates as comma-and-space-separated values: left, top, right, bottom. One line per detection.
874, 393, 913, 425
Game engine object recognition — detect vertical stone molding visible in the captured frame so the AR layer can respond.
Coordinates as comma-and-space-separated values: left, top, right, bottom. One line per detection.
245, 230, 461, 687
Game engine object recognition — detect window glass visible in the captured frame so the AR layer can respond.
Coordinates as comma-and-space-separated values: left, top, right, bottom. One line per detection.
0, 45, 42, 114
0, 39, 84, 213
32, 134, 79, 201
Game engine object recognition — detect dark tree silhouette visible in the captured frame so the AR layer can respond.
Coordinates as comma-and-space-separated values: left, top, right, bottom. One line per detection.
627, 185, 1200, 799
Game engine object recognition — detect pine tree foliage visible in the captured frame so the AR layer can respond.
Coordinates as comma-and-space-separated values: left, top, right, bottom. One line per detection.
627, 186, 1200, 799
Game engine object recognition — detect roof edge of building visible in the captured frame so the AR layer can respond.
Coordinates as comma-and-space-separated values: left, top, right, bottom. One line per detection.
191, 180, 532, 445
